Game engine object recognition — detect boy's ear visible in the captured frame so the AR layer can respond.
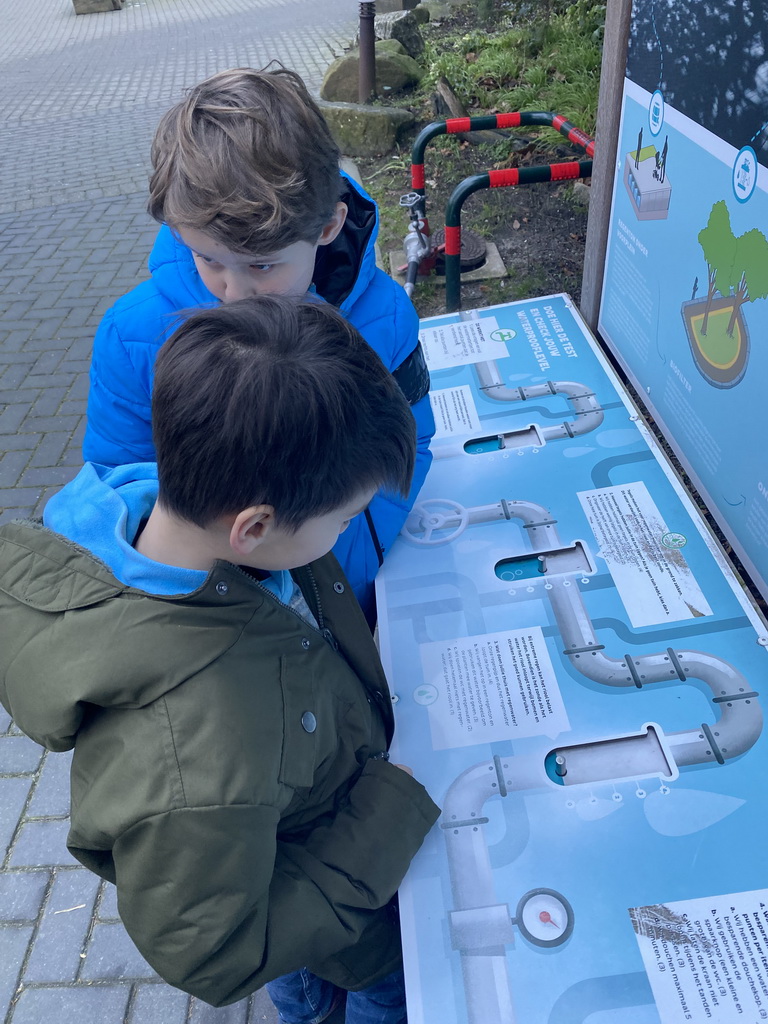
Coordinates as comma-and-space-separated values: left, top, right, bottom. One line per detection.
316, 202, 348, 247
228, 506, 275, 558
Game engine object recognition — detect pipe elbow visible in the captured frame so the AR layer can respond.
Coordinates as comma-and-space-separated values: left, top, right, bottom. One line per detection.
442, 760, 502, 822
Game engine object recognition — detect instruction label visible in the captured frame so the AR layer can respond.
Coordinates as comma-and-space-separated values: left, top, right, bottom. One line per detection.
578, 481, 712, 627
631, 889, 768, 1023
418, 627, 569, 749
419, 316, 511, 370
429, 385, 481, 439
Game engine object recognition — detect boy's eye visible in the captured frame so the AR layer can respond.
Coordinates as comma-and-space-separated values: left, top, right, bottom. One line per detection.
249, 263, 274, 273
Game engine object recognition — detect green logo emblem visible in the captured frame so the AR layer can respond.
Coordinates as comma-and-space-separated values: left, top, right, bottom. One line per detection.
490, 328, 516, 343
661, 532, 686, 549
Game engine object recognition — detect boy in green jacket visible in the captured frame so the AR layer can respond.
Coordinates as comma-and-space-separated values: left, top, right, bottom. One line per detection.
0, 296, 440, 1021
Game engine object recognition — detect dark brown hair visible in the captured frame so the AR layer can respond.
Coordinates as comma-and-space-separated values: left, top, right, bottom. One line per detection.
148, 66, 341, 254
152, 297, 416, 528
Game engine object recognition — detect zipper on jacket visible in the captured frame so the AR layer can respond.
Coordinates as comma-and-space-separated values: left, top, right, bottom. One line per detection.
227, 563, 339, 651
301, 566, 339, 651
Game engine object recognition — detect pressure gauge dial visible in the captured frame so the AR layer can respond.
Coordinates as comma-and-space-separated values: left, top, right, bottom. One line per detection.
513, 888, 574, 947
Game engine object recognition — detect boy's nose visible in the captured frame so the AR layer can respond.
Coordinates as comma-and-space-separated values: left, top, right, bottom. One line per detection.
222, 269, 258, 302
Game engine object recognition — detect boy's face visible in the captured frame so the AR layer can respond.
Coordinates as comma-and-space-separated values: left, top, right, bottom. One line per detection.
238, 488, 377, 573
177, 205, 346, 303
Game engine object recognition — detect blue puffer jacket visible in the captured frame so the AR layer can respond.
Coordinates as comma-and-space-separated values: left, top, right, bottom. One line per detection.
83, 172, 433, 621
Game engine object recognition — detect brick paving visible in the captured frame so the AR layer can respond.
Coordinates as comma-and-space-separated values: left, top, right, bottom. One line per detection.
0, 0, 358, 1019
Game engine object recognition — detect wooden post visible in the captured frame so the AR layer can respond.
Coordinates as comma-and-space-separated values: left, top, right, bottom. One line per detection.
579, 0, 632, 331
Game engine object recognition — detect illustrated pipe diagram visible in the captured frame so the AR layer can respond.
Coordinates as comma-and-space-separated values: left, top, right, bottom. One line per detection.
404, 496, 762, 1024
432, 365, 604, 460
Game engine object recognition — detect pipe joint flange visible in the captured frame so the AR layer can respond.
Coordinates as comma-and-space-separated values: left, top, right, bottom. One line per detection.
564, 643, 606, 655
449, 905, 515, 951
712, 690, 760, 704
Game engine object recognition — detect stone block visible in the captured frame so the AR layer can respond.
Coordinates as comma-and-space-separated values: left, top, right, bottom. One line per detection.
130, 984, 189, 1023
376, 38, 407, 56
0, 777, 32, 860
319, 101, 415, 158
26, 750, 73, 817
0, 925, 33, 1019
420, 0, 452, 20
98, 881, 119, 919
189, 995, 249, 1021
0, 735, 44, 774
321, 52, 423, 105
374, 10, 424, 57
24, 868, 100, 982
9, 817, 75, 868
0, 869, 49, 921
11, 985, 130, 1024
71, 0, 122, 13
81, 921, 157, 980
374, 0, 419, 11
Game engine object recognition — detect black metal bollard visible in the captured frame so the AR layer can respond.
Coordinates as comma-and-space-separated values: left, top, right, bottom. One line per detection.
358, 2, 376, 104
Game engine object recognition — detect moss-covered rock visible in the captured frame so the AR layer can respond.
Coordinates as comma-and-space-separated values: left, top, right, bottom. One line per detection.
319, 101, 415, 158
420, 0, 452, 21
374, 10, 425, 58
376, 38, 407, 56
375, 0, 419, 11
321, 51, 424, 104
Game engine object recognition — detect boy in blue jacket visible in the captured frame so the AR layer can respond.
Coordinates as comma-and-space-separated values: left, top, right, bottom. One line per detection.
83, 65, 433, 624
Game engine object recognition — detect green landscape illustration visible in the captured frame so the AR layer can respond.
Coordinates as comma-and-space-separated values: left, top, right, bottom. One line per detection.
681, 200, 768, 387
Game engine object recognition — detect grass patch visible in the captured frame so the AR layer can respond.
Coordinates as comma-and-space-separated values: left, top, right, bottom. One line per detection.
422, 0, 604, 133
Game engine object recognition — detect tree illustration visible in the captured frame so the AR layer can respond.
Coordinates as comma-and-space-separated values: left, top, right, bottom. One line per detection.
697, 201, 736, 335
726, 228, 768, 336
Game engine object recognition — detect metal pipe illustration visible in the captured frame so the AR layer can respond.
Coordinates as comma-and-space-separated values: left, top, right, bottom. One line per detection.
425, 495, 762, 1022
473, 363, 604, 438
442, 755, 543, 1024
430, 375, 604, 461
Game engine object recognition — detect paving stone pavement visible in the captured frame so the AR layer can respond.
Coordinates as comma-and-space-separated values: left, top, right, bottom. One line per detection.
0, 0, 360, 1019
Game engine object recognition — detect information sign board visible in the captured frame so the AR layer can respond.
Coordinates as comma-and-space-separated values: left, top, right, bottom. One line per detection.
598, 0, 768, 599
377, 296, 768, 1024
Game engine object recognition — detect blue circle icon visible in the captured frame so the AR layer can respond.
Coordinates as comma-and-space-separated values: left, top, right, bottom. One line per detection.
733, 146, 757, 203
413, 684, 439, 706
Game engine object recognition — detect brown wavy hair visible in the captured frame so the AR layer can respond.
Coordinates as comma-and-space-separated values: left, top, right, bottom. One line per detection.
148, 65, 342, 255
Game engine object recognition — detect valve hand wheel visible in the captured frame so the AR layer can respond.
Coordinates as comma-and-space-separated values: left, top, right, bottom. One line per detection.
401, 499, 469, 546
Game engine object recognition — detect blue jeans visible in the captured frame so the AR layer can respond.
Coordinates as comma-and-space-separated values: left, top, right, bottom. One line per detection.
266, 967, 407, 1024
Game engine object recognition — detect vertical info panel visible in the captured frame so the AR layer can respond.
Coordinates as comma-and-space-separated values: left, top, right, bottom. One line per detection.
377, 296, 768, 1024
598, 0, 768, 599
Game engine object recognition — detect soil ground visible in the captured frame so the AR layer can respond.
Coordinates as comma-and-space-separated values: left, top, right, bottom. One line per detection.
360, 146, 590, 319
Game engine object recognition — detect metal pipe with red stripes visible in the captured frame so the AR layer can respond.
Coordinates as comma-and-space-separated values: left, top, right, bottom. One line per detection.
410, 111, 595, 209
443, 159, 593, 312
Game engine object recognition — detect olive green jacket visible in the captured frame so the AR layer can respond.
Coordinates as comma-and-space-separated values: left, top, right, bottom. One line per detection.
0, 521, 439, 1006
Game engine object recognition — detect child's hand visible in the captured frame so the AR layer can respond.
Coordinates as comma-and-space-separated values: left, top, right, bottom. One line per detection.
392, 763, 413, 776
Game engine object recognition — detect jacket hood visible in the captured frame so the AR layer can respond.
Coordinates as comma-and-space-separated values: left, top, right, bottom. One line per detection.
43, 462, 206, 595
146, 171, 379, 312
0, 498, 259, 752
313, 173, 378, 310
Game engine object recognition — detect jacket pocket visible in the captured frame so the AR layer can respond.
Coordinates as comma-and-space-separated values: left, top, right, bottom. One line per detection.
277, 655, 318, 790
